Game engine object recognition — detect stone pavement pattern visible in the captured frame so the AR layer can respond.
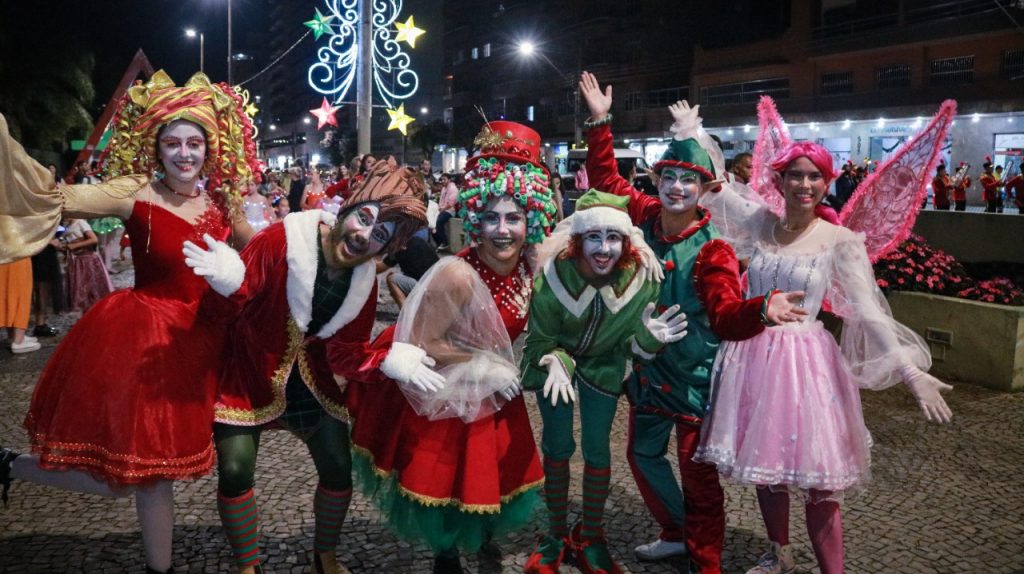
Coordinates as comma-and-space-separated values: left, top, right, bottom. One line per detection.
1, 267, 1023, 573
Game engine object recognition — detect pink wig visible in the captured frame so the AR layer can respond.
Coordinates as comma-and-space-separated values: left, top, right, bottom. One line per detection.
769, 141, 838, 186
770, 141, 841, 224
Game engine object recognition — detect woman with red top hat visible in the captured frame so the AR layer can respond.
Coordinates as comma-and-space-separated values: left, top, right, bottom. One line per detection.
345, 120, 558, 574
0, 70, 261, 573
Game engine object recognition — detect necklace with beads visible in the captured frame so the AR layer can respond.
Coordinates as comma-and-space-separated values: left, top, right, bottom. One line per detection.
473, 255, 532, 319
157, 178, 201, 199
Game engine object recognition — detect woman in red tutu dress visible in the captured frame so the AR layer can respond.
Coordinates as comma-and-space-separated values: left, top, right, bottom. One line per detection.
0, 70, 261, 574
346, 121, 558, 573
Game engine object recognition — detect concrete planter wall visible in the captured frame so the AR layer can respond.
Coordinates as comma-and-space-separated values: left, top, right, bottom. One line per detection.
886, 291, 1024, 392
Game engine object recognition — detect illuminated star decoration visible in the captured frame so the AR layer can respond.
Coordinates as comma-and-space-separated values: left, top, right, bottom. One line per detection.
394, 15, 425, 48
244, 102, 259, 117
310, 97, 340, 130
387, 104, 415, 135
304, 8, 334, 41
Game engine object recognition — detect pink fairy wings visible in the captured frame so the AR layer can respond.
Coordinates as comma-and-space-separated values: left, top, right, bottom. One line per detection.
749, 96, 789, 217
839, 100, 956, 262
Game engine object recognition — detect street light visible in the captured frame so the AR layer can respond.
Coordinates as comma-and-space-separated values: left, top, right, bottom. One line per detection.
516, 39, 582, 146
185, 28, 205, 73
420, 106, 429, 115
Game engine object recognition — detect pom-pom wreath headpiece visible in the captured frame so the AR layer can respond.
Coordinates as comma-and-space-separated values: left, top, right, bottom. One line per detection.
101, 70, 261, 211
457, 121, 557, 245
458, 157, 557, 245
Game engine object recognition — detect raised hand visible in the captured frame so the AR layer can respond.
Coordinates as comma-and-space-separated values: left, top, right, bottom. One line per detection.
381, 342, 447, 393
182, 233, 245, 297
668, 100, 701, 128
642, 302, 688, 344
765, 291, 810, 324
539, 354, 575, 407
579, 71, 612, 121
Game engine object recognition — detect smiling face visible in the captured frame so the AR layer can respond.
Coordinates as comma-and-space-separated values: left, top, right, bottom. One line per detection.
780, 156, 827, 214
580, 228, 624, 278
157, 120, 207, 185
327, 202, 396, 268
657, 166, 702, 214
478, 195, 527, 265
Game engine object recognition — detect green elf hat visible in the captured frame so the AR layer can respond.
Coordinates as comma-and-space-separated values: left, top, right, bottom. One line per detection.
652, 138, 716, 182
570, 189, 634, 235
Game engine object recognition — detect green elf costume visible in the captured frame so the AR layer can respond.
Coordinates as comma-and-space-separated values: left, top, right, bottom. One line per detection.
581, 87, 771, 573
522, 190, 688, 574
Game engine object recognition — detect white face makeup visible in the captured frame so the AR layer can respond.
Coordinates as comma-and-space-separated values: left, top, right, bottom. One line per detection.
657, 166, 701, 213
581, 228, 624, 277
478, 196, 527, 263
157, 120, 207, 185
330, 202, 395, 267
780, 156, 826, 214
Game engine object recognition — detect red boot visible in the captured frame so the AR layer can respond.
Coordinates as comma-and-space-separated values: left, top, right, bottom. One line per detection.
524, 534, 571, 573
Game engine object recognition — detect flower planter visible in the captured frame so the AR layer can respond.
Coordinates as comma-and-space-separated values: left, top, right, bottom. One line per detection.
886, 291, 1024, 392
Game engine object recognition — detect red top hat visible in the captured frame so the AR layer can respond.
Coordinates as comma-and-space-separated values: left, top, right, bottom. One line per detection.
466, 121, 548, 174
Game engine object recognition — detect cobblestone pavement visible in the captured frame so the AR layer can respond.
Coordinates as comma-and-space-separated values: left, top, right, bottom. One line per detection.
2, 265, 1023, 573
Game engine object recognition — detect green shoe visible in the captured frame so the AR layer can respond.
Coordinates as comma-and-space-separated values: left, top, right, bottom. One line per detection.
524, 535, 570, 573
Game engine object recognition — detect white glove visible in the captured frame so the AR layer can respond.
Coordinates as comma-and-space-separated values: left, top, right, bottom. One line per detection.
497, 381, 522, 401
182, 233, 246, 297
381, 342, 446, 393
668, 100, 703, 140
631, 229, 664, 283
539, 354, 575, 407
900, 365, 953, 424
642, 302, 688, 344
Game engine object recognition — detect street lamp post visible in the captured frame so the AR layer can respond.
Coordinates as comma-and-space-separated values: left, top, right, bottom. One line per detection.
185, 28, 205, 73
227, 0, 233, 85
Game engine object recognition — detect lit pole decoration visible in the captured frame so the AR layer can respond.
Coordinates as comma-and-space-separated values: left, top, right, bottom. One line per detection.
306, 0, 423, 153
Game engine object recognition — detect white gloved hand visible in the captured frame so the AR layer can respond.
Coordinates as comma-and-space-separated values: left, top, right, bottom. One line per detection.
642, 302, 688, 344
900, 365, 953, 423
668, 100, 703, 140
631, 229, 665, 283
497, 381, 522, 401
381, 342, 446, 393
182, 233, 246, 297
539, 354, 575, 407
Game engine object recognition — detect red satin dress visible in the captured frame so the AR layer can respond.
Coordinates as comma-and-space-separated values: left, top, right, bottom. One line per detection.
24, 201, 230, 487
347, 249, 544, 552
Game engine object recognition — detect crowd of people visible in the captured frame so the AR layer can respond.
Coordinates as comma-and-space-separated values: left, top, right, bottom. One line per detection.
0, 68, 956, 574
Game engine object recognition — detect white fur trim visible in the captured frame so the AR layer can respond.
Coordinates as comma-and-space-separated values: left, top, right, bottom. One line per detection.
381, 341, 426, 383
314, 259, 375, 338
284, 210, 325, 332
569, 207, 634, 236
543, 259, 596, 318
282, 209, 375, 338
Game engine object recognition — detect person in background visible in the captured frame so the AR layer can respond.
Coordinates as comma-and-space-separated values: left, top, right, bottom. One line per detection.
287, 164, 307, 213
301, 169, 327, 211
57, 218, 112, 312
1, 258, 40, 354
730, 152, 753, 185
952, 163, 971, 211
433, 172, 459, 250
980, 160, 999, 213
932, 163, 952, 211
550, 173, 565, 222
382, 223, 440, 308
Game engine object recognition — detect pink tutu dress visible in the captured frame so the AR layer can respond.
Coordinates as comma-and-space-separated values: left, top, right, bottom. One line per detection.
695, 186, 931, 492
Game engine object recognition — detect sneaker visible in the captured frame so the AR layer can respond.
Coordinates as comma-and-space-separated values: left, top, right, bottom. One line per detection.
10, 339, 41, 354
745, 542, 795, 574
635, 538, 688, 561
32, 324, 59, 337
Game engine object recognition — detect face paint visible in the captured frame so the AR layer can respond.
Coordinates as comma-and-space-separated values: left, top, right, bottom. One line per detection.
781, 156, 826, 213
658, 166, 701, 213
157, 120, 207, 185
581, 228, 624, 277
478, 196, 527, 264
329, 202, 396, 267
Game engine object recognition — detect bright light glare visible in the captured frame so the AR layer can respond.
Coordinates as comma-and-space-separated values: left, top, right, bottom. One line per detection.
971, 113, 980, 123
303, 117, 311, 125
185, 28, 197, 38
518, 41, 536, 56
420, 107, 429, 115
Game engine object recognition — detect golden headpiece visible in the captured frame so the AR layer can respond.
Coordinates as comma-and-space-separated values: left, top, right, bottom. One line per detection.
102, 70, 261, 211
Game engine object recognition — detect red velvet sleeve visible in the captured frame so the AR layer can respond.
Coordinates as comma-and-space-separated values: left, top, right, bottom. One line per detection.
198, 224, 283, 324
694, 239, 766, 341
585, 124, 660, 225
325, 283, 389, 383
